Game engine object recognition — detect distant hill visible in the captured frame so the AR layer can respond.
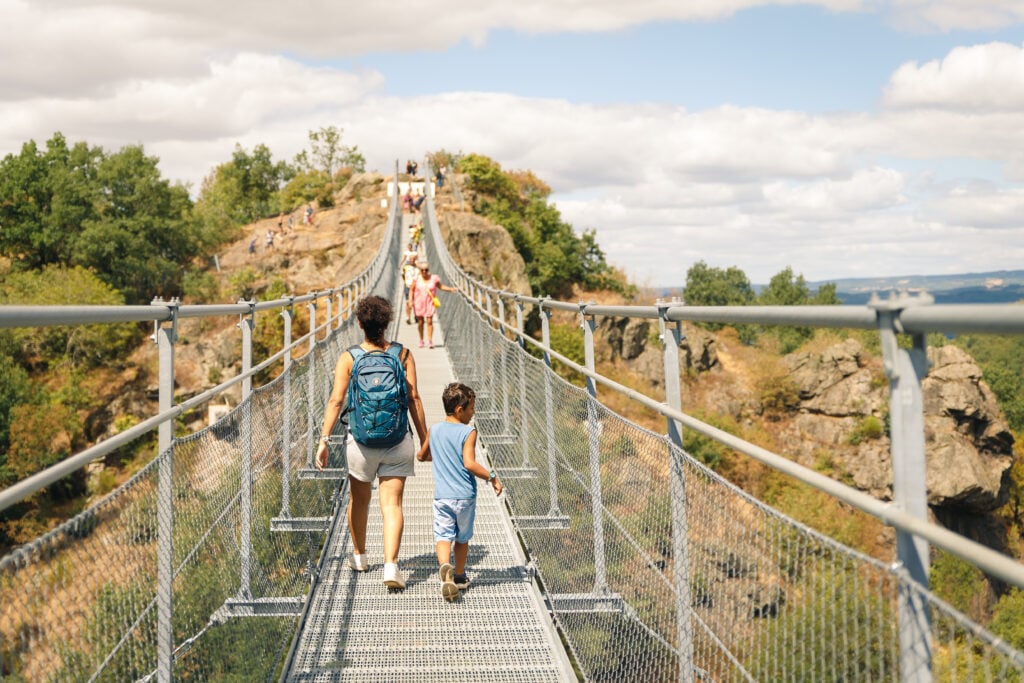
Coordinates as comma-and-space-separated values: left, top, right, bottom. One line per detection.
655, 269, 1024, 305
809, 270, 1024, 305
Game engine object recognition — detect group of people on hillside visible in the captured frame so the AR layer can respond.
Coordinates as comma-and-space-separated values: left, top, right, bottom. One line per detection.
315, 296, 500, 600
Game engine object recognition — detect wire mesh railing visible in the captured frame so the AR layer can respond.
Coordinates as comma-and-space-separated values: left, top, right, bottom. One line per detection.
0, 178, 404, 682
418, 161, 1024, 682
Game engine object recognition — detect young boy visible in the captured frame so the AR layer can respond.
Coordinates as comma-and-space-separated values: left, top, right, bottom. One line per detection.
417, 382, 502, 600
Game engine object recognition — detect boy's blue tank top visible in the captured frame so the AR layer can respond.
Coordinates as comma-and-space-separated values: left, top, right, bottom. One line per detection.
430, 422, 477, 500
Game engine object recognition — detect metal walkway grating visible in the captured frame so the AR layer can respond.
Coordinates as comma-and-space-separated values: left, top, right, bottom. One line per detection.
284, 271, 576, 681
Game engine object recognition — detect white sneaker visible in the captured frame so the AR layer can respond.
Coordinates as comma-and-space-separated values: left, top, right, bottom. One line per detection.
383, 562, 406, 589
349, 553, 368, 572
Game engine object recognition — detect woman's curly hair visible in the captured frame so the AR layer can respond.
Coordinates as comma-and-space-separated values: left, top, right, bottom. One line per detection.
356, 296, 392, 343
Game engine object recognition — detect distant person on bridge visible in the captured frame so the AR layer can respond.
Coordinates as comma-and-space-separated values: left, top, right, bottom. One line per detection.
315, 296, 428, 590
417, 382, 502, 600
402, 187, 413, 213
410, 261, 455, 348
402, 249, 418, 324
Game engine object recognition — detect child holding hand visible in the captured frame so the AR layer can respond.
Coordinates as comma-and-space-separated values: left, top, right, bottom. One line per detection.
417, 382, 502, 600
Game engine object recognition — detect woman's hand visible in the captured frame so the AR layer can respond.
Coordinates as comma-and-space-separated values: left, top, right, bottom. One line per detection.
315, 441, 328, 470
416, 443, 432, 462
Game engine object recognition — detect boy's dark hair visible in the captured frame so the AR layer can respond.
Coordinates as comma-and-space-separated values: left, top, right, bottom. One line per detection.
442, 382, 476, 415
356, 296, 392, 343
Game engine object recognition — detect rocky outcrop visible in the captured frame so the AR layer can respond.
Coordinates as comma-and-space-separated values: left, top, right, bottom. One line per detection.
596, 318, 719, 393
922, 346, 1014, 511
780, 339, 1014, 513
438, 212, 531, 295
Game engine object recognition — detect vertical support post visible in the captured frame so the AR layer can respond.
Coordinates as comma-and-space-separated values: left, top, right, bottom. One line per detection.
540, 302, 561, 518
659, 299, 694, 683
580, 303, 608, 594
153, 297, 178, 683
516, 298, 531, 469
336, 290, 344, 330
307, 297, 318, 468
871, 292, 933, 683
238, 300, 255, 599
496, 296, 509, 429
280, 299, 294, 517
325, 292, 333, 337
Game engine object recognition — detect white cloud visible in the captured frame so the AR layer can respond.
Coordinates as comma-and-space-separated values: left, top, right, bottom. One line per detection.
2, 1, 1023, 284
887, 0, 1024, 31
884, 42, 1024, 112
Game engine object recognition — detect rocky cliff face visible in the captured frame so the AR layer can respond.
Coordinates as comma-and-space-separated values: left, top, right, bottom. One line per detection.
781, 339, 1014, 513
437, 211, 531, 295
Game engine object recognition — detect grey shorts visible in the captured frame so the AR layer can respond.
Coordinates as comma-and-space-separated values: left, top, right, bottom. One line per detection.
345, 432, 416, 482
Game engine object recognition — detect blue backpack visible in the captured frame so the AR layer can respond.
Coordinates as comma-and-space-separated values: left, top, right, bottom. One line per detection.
344, 343, 409, 447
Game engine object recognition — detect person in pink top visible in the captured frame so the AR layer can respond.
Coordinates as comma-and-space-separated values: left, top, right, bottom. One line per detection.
410, 260, 455, 348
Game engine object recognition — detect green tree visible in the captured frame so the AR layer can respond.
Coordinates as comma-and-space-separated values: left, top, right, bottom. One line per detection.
459, 154, 625, 297
683, 260, 755, 309
757, 267, 841, 352
0, 265, 141, 367
295, 126, 365, 175
0, 132, 102, 269
73, 145, 198, 303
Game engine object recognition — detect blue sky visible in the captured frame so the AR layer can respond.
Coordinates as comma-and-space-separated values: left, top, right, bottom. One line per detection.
1, 0, 1023, 285
344, 7, 1018, 112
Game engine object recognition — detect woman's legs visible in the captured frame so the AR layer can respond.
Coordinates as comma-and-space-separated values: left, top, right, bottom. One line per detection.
416, 316, 425, 344
347, 476, 372, 555
377, 476, 406, 563
425, 315, 434, 346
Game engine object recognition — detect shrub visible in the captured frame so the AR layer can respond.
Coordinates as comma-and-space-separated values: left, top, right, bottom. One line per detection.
758, 374, 800, 417
848, 415, 885, 445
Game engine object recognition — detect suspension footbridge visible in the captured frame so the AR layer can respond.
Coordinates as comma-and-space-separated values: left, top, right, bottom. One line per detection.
2, 164, 1024, 682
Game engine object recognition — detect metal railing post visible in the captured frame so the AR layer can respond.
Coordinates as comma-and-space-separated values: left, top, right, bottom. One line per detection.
153, 296, 178, 683
516, 298, 531, 470
307, 297, 318, 468
238, 300, 255, 600
872, 292, 933, 683
496, 296, 509, 429
581, 303, 609, 594
325, 292, 333, 336
336, 290, 344, 330
659, 299, 694, 683
540, 301, 562, 518
280, 299, 294, 517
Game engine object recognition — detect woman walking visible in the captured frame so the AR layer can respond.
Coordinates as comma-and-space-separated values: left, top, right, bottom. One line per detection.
410, 260, 456, 348
315, 296, 428, 589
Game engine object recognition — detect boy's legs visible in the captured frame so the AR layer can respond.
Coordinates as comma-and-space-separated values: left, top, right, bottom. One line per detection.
347, 476, 372, 555
436, 540, 452, 567
453, 540, 469, 576
377, 476, 406, 563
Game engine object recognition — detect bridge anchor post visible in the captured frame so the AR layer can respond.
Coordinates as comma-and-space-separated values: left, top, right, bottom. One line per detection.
872, 290, 934, 683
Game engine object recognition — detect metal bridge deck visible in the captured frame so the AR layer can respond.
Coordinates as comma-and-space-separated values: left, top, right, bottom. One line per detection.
285, 295, 576, 681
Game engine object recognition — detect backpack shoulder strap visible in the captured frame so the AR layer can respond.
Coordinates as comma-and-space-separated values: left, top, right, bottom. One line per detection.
386, 342, 404, 361
348, 344, 365, 360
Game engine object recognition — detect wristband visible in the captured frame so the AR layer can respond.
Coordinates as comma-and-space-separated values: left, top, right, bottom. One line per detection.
320, 435, 331, 443
488, 470, 497, 482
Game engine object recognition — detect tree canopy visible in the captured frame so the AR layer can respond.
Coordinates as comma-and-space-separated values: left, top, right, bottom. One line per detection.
458, 153, 629, 298
0, 133, 202, 304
